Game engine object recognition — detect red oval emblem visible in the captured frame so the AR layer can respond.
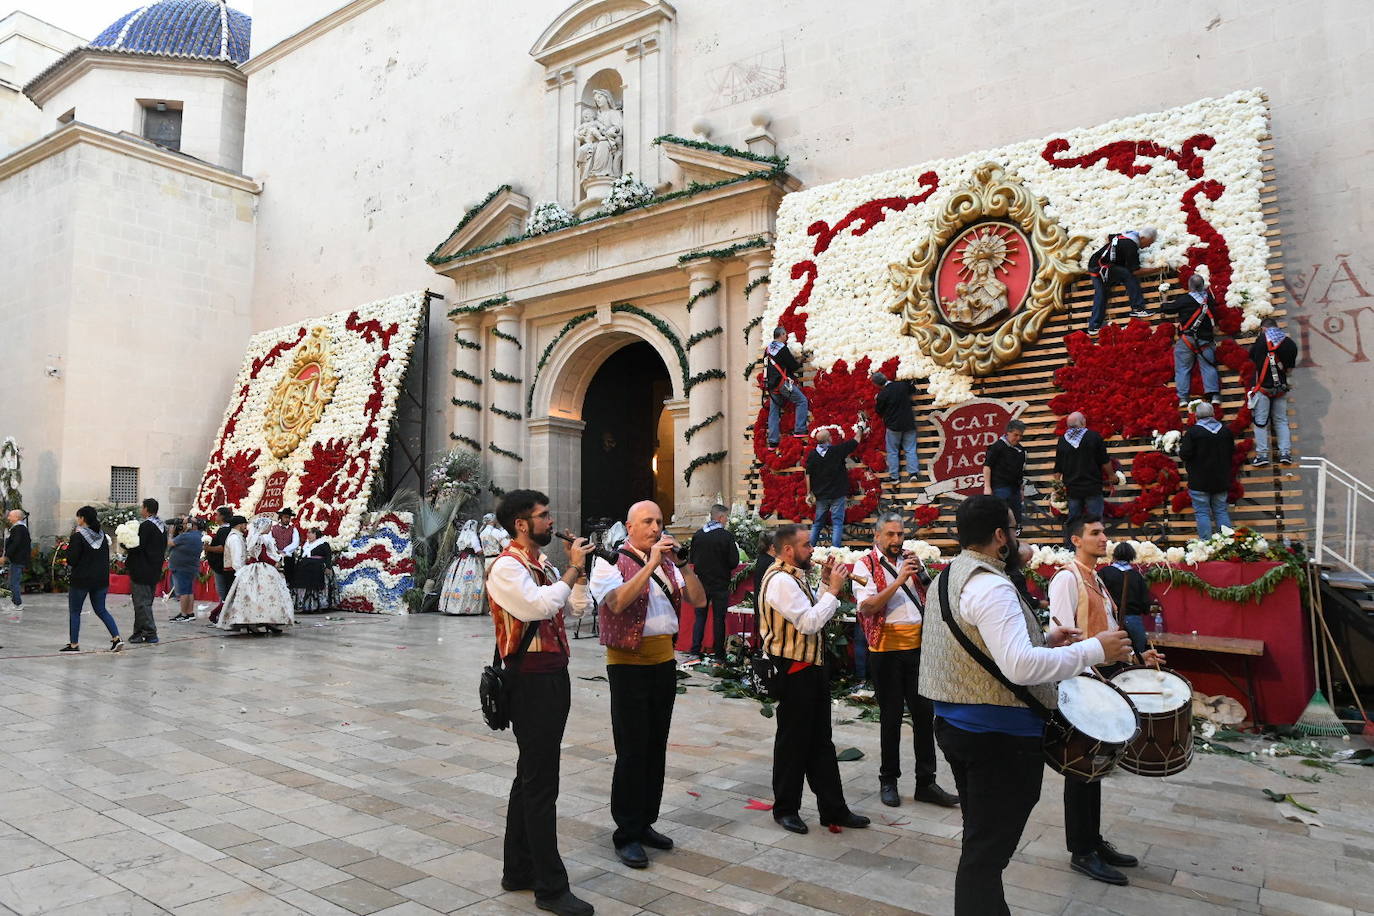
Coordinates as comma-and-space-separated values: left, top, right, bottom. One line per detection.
935, 222, 1034, 330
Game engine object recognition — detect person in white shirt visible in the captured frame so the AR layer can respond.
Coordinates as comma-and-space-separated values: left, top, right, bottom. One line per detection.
1048, 514, 1164, 889
853, 512, 957, 809
589, 501, 704, 869
757, 524, 870, 835
920, 495, 1132, 916
210, 516, 248, 625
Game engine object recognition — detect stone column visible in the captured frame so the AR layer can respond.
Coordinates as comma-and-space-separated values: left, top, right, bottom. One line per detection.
450, 313, 483, 453
742, 249, 773, 348
662, 397, 692, 535
527, 415, 587, 564
488, 303, 525, 494
682, 260, 725, 524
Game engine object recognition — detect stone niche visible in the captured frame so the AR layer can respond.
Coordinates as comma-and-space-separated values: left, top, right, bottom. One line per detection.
530, 0, 674, 212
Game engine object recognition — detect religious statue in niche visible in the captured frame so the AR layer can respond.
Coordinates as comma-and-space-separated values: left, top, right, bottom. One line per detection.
941, 225, 1019, 328
575, 88, 624, 190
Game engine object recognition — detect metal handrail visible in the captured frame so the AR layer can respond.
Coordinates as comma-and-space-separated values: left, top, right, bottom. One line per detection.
1300, 456, 1374, 579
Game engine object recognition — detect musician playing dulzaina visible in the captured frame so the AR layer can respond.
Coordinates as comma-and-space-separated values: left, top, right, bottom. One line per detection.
1049, 513, 1165, 888
758, 524, 871, 835
589, 501, 705, 870
853, 512, 959, 810
919, 496, 1132, 916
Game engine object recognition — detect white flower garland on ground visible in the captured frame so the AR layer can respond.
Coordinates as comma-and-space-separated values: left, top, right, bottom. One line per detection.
193, 292, 425, 545
764, 89, 1271, 405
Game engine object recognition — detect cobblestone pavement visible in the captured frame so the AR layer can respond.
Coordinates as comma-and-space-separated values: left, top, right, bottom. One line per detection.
0, 593, 1369, 915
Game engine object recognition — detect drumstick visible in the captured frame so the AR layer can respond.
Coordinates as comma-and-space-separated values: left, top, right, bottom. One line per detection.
1124, 690, 1164, 695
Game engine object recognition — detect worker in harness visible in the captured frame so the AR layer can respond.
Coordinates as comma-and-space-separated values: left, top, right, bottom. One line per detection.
1162, 273, 1222, 407
1085, 227, 1156, 336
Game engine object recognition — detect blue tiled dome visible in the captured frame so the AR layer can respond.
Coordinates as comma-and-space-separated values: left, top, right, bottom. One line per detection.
91, 1, 251, 64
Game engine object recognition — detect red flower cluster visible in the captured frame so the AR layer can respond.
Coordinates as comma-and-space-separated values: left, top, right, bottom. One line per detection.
912, 504, 941, 529
1178, 181, 1241, 333
1050, 320, 1181, 439
1104, 450, 1183, 525
1041, 134, 1215, 180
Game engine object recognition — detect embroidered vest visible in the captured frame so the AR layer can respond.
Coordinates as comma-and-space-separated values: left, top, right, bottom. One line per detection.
759, 562, 824, 664
1057, 562, 1114, 639
920, 550, 1057, 709
858, 550, 926, 651
489, 547, 570, 660
598, 547, 682, 651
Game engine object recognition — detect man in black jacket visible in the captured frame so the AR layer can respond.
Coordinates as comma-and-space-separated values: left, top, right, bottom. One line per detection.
2, 508, 31, 609
1249, 318, 1298, 466
689, 504, 739, 660
1053, 413, 1112, 543
1162, 274, 1222, 406
762, 327, 809, 448
1179, 403, 1235, 539
871, 372, 919, 481
806, 425, 866, 547
204, 506, 234, 614
1086, 227, 1156, 335
982, 419, 1027, 524
126, 497, 168, 644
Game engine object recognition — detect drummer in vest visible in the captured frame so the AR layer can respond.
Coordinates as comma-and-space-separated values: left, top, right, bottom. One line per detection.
589, 501, 705, 870
758, 524, 871, 835
485, 489, 595, 916
920, 496, 1132, 916
1049, 514, 1165, 888
853, 511, 959, 810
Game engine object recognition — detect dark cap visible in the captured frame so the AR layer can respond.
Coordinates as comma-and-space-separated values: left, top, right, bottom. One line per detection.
230, 515, 248, 526
277, 508, 295, 517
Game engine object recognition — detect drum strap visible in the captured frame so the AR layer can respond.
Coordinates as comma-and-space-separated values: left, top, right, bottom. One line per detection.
937, 570, 1051, 720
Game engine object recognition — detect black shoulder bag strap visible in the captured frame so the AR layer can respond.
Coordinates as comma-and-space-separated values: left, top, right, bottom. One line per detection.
497, 617, 542, 673
616, 548, 680, 608
877, 554, 924, 611
936, 569, 1052, 720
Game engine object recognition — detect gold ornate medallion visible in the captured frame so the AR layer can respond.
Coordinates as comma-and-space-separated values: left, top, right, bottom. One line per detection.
264, 326, 338, 459
888, 162, 1088, 375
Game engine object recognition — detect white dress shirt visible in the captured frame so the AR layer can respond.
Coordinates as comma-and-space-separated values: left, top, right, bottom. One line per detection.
762, 569, 839, 636
589, 554, 685, 636
851, 551, 922, 625
224, 530, 246, 571
957, 573, 1104, 686
486, 553, 589, 623
1047, 567, 1119, 632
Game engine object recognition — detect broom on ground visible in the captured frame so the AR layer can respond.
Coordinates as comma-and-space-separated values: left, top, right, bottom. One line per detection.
1294, 689, 1348, 737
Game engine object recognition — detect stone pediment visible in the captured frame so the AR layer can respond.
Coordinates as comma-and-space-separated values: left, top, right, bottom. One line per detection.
655, 136, 778, 185
531, 0, 675, 69
426, 186, 530, 263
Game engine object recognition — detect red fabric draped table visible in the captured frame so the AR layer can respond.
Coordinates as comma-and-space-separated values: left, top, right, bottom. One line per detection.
674, 566, 752, 654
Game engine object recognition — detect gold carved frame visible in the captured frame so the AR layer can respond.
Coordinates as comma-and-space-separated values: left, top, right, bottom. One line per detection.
887, 162, 1087, 376
264, 326, 339, 459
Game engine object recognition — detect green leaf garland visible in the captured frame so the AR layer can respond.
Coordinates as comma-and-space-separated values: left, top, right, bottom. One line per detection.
684, 368, 727, 394
491, 327, 522, 349
489, 443, 524, 463
489, 404, 522, 421
741, 315, 764, 344
450, 368, 482, 385
425, 184, 512, 263
685, 282, 721, 313
489, 369, 522, 384
451, 398, 481, 410
686, 326, 723, 350
683, 450, 727, 485
448, 433, 482, 450
683, 412, 723, 443
454, 334, 480, 351
527, 311, 597, 417
651, 135, 788, 170
742, 274, 771, 298
611, 303, 689, 384
679, 237, 769, 265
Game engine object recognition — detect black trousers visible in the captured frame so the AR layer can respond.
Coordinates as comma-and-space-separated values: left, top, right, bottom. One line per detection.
935, 718, 1044, 916
608, 660, 677, 847
772, 664, 849, 821
1063, 776, 1102, 855
504, 668, 571, 901
869, 648, 937, 786
690, 588, 730, 656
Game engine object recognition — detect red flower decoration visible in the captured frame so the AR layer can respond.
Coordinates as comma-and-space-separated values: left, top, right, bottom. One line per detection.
1041, 134, 1215, 179
1050, 320, 1180, 439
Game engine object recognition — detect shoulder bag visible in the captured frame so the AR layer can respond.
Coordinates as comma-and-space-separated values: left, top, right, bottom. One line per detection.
479, 619, 540, 731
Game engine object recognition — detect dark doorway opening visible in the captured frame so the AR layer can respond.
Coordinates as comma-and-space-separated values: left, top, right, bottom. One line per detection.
580, 341, 673, 531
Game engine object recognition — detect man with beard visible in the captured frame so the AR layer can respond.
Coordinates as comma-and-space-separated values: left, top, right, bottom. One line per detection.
486, 489, 594, 916
853, 512, 958, 809
758, 524, 871, 835
1048, 514, 1164, 888
920, 496, 1132, 915
590, 501, 705, 869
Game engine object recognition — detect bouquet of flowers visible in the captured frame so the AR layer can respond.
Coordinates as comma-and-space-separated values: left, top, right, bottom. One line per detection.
526, 201, 576, 235
599, 173, 654, 213
425, 449, 488, 509
1150, 429, 1182, 455
725, 503, 766, 564
115, 519, 140, 550
1048, 479, 1068, 515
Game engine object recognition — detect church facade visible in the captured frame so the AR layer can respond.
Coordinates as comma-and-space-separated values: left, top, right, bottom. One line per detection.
2, 0, 1372, 546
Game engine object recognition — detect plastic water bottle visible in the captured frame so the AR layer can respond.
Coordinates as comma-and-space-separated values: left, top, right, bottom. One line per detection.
1152, 610, 1165, 634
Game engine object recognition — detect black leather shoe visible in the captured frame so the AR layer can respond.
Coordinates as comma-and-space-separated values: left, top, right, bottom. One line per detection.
536, 890, 595, 916
615, 841, 648, 869
1070, 851, 1129, 886
879, 781, 900, 807
774, 813, 808, 834
1096, 838, 1138, 868
501, 875, 534, 892
641, 826, 673, 850
820, 812, 870, 830
913, 783, 960, 808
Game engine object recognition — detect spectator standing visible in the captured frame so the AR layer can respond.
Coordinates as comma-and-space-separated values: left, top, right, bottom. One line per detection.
61, 506, 122, 653
805, 426, 865, 547
210, 515, 247, 625
762, 327, 809, 448
1249, 318, 1298, 466
1097, 543, 1153, 658
1, 508, 30, 609
982, 419, 1027, 524
204, 507, 234, 612
125, 497, 167, 644
870, 372, 919, 482
688, 504, 738, 660
1053, 413, 1112, 542
1162, 273, 1222, 406
1179, 403, 1236, 538
167, 516, 204, 622
1086, 227, 1156, 335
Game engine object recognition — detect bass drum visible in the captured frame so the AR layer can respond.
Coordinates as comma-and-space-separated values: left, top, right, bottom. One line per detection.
1043, 674, 1140, 783
1110, 665, 1195, 777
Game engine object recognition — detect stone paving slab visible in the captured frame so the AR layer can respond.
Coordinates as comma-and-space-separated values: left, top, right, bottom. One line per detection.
0, 594, 1369, 915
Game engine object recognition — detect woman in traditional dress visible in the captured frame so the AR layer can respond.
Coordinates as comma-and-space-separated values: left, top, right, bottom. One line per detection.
218, 516, 295, 634
293, 526, 333, 613
479, 512, 509, 571
439, 519, 486, 615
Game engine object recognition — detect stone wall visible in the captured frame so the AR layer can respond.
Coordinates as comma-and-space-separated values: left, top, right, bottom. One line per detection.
0, 12, 85, 157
